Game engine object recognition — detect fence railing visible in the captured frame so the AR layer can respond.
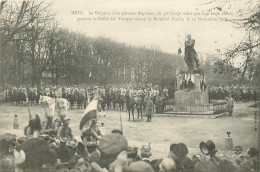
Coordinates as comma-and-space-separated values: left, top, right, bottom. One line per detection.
164, 101, 227, 115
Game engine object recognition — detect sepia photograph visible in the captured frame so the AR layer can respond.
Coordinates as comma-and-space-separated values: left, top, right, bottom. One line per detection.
0, 0, 259, 171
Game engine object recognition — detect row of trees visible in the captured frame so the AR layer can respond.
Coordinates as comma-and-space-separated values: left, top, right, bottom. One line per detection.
202, 0, 260, 86
0, 0, 184, 88
0, 0, 259, 88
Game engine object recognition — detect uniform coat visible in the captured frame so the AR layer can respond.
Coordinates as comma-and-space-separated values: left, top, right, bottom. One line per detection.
145, 98, 153, 117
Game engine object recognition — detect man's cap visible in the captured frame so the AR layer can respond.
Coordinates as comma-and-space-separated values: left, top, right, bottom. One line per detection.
199, 140, 217, 155
98, 134, 127, 156
170, 143, 188, 159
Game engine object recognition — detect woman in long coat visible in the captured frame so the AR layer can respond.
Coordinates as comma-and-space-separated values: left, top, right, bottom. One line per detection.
226, 94, 234, 116
145, 96, 154, 122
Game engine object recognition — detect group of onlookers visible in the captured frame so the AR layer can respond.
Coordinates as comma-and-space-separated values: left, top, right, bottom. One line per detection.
0, 100, 258, 172
208, 84, 257, 102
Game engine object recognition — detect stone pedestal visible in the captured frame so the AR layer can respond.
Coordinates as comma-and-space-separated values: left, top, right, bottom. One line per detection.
175, 90, 209, 105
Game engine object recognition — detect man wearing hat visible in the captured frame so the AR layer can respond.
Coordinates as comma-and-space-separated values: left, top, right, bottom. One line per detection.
145, 96, 154, 122
168, 143, 189, 171
125, 93, 136, 120
56, 117, 73, 139
135, 94, 143, 119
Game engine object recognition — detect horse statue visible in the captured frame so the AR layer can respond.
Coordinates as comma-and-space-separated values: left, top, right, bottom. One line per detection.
39, 95, 69, 117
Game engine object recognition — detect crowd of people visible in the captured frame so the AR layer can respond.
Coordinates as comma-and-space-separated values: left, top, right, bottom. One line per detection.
0, 95, 259, 172
208, 85, 257, 102
0, 84, 170, 115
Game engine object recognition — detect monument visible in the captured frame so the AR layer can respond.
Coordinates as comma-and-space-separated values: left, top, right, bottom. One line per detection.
174, 34, 209, 114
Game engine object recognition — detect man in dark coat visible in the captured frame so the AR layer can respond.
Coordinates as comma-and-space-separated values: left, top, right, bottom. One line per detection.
145, 96, 153, 122
125, 93, 135, 120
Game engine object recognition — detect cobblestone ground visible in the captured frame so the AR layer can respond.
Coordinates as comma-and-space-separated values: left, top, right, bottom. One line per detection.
0, 102, 258, 165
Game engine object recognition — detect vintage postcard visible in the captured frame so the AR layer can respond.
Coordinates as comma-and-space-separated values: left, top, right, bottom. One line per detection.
0, 0, 259, 171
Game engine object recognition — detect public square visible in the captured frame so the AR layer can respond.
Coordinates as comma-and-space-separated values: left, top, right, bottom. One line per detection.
0, 102, 258, 160
1, 0, 259, 171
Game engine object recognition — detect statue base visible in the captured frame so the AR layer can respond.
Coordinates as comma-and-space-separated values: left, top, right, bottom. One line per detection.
174, 90, 210, 114
175, 90, 209, 105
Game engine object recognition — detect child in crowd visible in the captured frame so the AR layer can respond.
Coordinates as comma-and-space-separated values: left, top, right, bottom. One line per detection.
13, 114, 19, 129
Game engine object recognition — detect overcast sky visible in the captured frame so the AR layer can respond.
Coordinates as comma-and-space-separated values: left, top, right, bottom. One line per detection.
51, 0, 248, 55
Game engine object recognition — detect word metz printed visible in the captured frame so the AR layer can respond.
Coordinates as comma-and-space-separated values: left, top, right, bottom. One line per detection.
71, 11, 84, 15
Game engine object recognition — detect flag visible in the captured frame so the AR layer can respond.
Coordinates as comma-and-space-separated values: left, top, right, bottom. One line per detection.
79, 100, 98, 130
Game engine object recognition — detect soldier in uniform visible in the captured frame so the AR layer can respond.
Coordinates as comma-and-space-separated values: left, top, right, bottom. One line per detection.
33, 87, 39, 105
145, 96, 154, 122
99, 88, 106, 111
110, 89, 117, 111
119, 88, 126, 111
125, 91, 136, 120
136, 89, 144, 119
19, 87, 27, 106
12, 87, 18, 105
70, 88, 77, 110
105, 89, 111, 110
77, 88, 85, 109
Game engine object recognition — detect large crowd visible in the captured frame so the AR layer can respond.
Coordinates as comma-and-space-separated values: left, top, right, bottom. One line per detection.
0, 83, 258, 171
208, 85, 257, 102
0, 95, 259, 172
1, 84, 258, 106
0, 84, 170, 114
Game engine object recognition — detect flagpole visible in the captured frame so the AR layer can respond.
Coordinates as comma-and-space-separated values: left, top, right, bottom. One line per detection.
119, 108, 123, 135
